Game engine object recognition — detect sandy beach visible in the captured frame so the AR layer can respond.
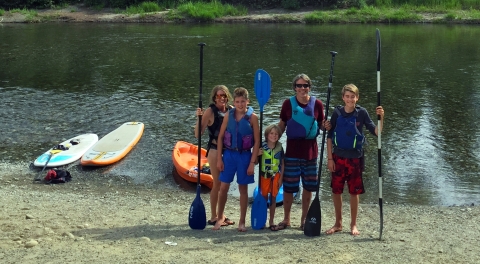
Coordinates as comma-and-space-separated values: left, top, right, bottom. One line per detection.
0, 162, 479, 263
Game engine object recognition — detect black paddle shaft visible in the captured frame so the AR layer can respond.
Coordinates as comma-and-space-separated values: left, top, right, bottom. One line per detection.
376, 29, 384, 240
314, 51, 337, 195
197, 43, 206, 186
304, 51, 338, 237
258, 111, 263, 190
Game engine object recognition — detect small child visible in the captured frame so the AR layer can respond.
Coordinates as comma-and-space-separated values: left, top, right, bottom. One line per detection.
214, 87, 260, 232
257, 124, 284, 231
326, 84, 385, 236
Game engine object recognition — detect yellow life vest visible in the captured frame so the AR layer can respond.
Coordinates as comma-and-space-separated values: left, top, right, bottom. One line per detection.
261, 142, 283, 178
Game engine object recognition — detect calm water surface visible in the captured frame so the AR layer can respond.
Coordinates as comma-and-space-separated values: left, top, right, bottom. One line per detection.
1, 23, 479, 206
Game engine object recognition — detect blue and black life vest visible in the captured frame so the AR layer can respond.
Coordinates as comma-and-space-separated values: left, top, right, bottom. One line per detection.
333, 106, 365, 150
286, 96, 318, 139
223, 106, 254, 151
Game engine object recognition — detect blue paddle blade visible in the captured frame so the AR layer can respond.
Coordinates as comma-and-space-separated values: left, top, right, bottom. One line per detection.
254, 69, 271, 112
189, 187, 206, 230
251, 191, 268, 230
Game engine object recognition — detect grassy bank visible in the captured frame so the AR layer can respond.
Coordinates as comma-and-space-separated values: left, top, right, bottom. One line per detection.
0, 2, 480, 23
304, 5, 480, 23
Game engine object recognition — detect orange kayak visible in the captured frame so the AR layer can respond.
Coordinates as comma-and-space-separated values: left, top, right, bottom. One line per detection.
172, 141, 213, 189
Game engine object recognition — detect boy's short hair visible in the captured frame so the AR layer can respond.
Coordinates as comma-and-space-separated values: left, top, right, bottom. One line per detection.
233, 87, 249, 100
209, 85, 232, 104
264, 124, 282, 141
341, 84, 360, 98
292, 74, 312, 91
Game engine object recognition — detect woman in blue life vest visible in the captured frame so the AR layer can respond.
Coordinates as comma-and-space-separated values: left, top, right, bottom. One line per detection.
195, 85, 235, 227
325, 84, 385, 236
277, 73, 330, 231
214, 87, 260, 232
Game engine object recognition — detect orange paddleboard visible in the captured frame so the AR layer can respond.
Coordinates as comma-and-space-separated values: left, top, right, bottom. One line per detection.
81, 122, 144, 166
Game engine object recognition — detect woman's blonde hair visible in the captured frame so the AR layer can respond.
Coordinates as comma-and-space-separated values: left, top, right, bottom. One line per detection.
209, 85, 232, 104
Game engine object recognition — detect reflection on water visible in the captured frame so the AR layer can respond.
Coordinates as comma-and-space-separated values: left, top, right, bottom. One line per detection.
1, 23, 479, 206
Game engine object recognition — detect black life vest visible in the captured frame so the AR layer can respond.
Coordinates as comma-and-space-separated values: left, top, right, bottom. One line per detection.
206, 104, 232, 156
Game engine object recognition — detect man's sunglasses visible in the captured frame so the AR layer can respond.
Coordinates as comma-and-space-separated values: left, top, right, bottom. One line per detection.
295, 84, 310, 88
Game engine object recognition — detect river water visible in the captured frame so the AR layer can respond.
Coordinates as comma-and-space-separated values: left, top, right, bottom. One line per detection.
1, 23, 479, 206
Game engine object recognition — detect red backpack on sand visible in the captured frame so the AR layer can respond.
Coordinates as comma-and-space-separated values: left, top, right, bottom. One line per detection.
44, 169, 72, 184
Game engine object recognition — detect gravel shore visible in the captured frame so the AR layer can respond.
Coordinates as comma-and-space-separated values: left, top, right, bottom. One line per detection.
0, 162, 479, 263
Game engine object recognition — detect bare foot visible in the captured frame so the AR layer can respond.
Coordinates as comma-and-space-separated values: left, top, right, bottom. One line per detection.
326, 225, 342, 235
351, 225, 360, 236
212, 216, 225, 230
237, 224, 247, 232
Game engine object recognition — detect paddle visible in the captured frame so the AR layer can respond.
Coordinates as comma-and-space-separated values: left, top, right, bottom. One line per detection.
251, 69, 271, 230
188, 42, 207, 230
376, 28, 384, 240
33, 146, 62, 181
34, 152, 54, 181
304, 51, 337, 237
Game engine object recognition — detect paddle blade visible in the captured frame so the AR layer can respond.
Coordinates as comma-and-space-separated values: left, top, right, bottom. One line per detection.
188, 186, 206, 230
251, 190, 268, 230
303, 196, 321, 236
254, 69, 271, 112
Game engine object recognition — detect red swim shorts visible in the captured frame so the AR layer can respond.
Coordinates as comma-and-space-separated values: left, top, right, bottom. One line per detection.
330, 153, 365, 195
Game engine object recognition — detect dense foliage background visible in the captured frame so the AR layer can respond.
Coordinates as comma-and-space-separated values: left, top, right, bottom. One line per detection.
0, 0, 478, 10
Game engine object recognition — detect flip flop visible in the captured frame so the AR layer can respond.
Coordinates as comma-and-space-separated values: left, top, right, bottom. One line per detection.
269, 225, 278, 231
208, 217, 235, 226
224, 218, 235, 225
326, 226, 342, 235
275, 222, 290, 231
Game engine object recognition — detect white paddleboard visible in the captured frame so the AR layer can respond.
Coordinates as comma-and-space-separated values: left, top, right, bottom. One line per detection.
33, 133, 99, 167
81, 122, 144, 166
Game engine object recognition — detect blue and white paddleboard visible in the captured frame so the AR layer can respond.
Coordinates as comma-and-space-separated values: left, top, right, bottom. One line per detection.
33, 133, 98, 168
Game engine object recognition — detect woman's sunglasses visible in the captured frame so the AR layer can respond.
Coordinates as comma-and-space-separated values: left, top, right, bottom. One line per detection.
295, 84, 310, 88
216, 94, 227, 99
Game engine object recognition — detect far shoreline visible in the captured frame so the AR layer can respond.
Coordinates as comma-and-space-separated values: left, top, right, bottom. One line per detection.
1, 4, 480, 24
